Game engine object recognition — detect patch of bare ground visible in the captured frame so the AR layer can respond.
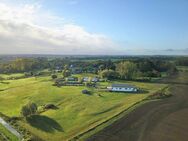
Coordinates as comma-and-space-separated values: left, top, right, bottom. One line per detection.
87, 72, 188, 141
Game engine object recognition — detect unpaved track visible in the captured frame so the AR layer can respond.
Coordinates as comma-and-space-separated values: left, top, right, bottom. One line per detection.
0, 117, 22, 140
88, 72, 188, 141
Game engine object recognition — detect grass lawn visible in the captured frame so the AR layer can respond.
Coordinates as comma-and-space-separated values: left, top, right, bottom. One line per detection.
0, 124, 19, 141
177, 66, 188, 72
0, 74, 166, 141
0, 73, 25, 79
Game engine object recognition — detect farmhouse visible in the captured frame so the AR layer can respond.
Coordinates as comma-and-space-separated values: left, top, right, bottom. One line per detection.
107, 84, 138, 92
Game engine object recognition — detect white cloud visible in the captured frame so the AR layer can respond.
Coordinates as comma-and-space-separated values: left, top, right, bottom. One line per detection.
0, 2, 124, 55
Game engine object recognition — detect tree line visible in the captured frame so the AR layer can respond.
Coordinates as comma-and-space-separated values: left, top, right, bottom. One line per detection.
0, 57, 178, 80
100, 59, 177, 80
175, 57, 188, 66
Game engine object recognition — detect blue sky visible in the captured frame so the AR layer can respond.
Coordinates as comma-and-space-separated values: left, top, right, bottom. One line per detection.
45, 0, 188, 46
0, 0, 188, 55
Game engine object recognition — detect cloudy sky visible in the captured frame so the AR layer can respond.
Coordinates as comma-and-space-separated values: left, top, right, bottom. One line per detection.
0, 0, 188, 55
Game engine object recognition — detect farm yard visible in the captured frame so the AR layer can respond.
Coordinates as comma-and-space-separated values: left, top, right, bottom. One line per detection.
0, 73, 167, 141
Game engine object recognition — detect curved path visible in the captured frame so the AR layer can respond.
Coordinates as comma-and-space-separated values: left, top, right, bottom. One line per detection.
88, 72, 188, 141
0, 117, 22, 140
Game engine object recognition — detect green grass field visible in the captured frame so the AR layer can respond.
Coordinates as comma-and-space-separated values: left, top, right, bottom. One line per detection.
177, 66, 188, 72
0, 74, 166, 140
0, 73, 25, 79
0, 124, 19, 141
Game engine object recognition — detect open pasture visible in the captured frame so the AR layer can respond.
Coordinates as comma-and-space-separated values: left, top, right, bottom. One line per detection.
0, 74, 166, 140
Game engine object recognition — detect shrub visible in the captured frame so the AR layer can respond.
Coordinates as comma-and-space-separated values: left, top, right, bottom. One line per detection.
82, 89, 90, 94
44, 104, 58, 110
51, 74, 57, 79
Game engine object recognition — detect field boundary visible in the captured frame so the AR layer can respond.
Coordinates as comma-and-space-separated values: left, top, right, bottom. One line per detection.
69, 84, 170, 141
69, 97, 158, 141
0, 117, 22, 141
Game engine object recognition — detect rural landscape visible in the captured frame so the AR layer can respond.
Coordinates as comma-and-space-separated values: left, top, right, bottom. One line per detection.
0, 0, 188, 141
0, 55, 187, 141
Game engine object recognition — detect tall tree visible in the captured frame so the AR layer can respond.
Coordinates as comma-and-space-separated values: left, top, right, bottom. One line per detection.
100, 69, 119, 80
21, 102, 38, 117
116, 61, 137, 80
62, 65, 71, 77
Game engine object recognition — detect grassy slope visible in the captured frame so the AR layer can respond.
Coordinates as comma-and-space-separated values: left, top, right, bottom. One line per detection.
0, 73, 25, 79
0, 75, 166, 141
0, 124, 19, 141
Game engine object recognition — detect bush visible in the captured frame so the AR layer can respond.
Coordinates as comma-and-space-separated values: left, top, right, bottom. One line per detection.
24, 72, 34, 77
82, 89, 90, 94
147, 87, 172, 99
44, 104, 58, 110
9, 116, 22, 121
51, 74, 57, 79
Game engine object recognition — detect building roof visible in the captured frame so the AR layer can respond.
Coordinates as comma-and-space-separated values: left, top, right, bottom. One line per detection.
111, 84, 136, 88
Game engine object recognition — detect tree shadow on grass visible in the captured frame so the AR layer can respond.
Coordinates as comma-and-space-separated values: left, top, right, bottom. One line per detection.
26, 115, 63, 133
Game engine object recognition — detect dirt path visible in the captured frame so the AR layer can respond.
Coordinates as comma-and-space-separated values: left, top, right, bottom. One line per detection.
0, 117, 22, 140
87, 72, 188, 141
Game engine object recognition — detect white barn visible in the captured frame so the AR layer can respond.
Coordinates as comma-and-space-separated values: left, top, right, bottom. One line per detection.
107, 84, 138, 92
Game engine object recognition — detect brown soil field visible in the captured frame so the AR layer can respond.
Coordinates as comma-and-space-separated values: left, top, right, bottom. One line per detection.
87, 72, 188, 141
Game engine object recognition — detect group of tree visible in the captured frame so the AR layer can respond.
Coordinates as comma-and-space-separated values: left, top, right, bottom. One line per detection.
0, 58, 49, 73
21, 102, 38, 117
100, 69, 119, 80
100, 59, 177, 80
62, 65, 71, 77
0, 57, 178, 81
175, 57, 188, 66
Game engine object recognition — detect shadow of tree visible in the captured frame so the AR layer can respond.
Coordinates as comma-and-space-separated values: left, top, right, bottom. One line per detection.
26, 115, 63, 133
0, 82, 10, 84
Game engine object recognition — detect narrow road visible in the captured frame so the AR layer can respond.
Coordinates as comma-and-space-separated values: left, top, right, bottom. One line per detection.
88, 72, 188, 141
0, 117, 22, 140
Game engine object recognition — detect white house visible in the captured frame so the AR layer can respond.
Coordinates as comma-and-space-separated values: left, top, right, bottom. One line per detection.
107, 84, 138, 92
92, 77, 99, 82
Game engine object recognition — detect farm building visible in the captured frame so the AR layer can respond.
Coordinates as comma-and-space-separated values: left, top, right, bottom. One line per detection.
66, 76, 78, 81
92, 77, 99, 82
83, 77, 89, 82
107, 84, 138, 92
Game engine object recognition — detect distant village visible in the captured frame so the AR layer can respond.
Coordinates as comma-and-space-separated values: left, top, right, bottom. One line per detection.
53, 64, 139, 93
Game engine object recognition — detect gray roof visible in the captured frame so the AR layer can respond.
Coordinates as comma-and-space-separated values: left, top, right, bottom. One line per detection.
111, 84, 136, 88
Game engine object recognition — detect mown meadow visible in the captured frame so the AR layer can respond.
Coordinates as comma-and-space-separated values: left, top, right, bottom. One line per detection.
0, 74, 166, 140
